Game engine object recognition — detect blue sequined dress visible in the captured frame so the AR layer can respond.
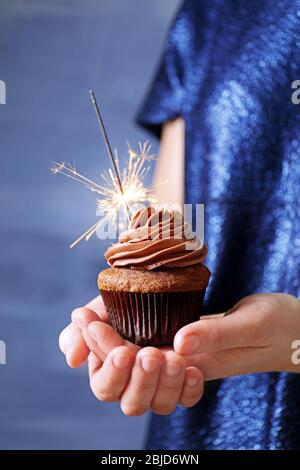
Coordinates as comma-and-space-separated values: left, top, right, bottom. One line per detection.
137, 0, 300, 450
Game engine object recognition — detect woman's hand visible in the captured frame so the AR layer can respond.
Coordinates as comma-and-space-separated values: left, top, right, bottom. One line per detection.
59, 296, 204, 416
174, 293, 300, 379
59, 292, 300, 415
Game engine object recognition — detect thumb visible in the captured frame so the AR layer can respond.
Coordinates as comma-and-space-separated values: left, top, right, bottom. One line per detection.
174, 308, 255, 355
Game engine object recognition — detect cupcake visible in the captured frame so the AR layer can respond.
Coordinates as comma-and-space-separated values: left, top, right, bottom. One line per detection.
98, 207, 210, 346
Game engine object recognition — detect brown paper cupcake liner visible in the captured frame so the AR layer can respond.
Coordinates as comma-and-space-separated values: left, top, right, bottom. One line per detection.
100, 289, 206, 346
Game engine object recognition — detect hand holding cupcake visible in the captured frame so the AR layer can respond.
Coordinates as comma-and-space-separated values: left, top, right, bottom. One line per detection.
59, 206, 210, 415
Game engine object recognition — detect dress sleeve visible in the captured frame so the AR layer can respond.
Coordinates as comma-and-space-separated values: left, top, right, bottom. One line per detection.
136, 4, 189, 138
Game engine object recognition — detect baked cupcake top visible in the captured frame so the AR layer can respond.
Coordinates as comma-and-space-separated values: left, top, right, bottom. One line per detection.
98, 265, 210, 292
104, 207, 207, 270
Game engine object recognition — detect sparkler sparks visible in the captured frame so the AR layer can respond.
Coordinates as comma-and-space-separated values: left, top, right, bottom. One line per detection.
50, 142, 157, 248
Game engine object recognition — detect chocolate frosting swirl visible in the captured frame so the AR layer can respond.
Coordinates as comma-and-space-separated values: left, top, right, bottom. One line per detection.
105, 207, 208, 270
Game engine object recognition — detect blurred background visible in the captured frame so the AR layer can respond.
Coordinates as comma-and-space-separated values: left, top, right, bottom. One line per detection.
0, 0, 181, 449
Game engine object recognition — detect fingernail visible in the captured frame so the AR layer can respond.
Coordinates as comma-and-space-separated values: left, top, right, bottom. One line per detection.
187, 377, 199, 387
177, 334, 200, 355
141, 356, 160, 373
165, 362, 182, 377
113, 353, 131, 370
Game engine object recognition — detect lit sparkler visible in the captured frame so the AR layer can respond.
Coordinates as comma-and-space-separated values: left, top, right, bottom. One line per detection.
50, 91, 160, 248
50, 142, 157, 248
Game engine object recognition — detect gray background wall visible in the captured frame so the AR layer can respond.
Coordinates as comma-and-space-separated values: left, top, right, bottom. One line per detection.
0, 0, 181, 449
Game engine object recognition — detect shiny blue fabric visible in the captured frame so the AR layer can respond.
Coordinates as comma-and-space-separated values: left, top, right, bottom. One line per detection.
137, 0, 300, 450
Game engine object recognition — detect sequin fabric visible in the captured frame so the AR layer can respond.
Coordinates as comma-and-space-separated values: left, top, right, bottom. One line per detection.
137, 0, 300, 450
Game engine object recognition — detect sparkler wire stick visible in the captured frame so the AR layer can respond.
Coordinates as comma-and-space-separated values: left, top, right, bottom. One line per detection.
89, 90, 131, 219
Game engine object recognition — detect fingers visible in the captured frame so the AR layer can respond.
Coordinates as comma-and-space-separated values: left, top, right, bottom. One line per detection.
71, 297, 109, 332
174, 317, 236, 355
179, 367, 204, 406
58, 295, 109, 369
174, 299, 271, 355
59, 323, 89, 368
151, 350, 185, 415
85, 296, 109, 323
85, 321, 140, 362
59, 296, 108, 369
120, 347, 163, 416
187, 350, 244, 381
190, 345, 278, 381
88, 346, 135, 402
87, 350, 103, 377
71, 307, 102, 330
199, 313, 226, 320
87, 342, 205, 413
71, 295, 139, 363
174, 317, 233, 354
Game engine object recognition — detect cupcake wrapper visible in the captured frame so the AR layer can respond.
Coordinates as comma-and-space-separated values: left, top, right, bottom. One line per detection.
100, 290, 206, 346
